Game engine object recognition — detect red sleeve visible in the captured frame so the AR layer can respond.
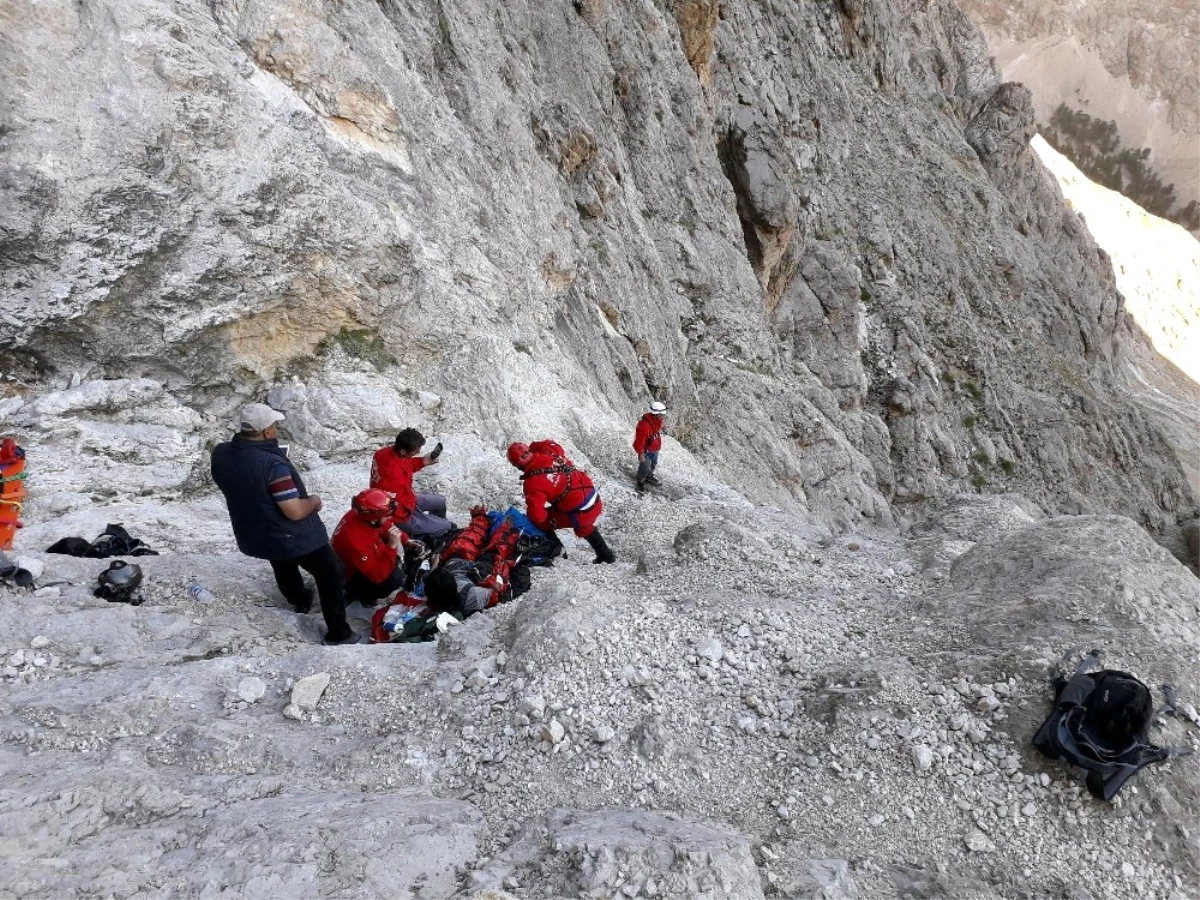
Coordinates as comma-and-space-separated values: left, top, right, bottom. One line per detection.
333, 517, 398, 583
523, 480, 552, 531
381, 516, 409, 541
369, 448, 388, 490
357, 540, 400, 584
633, 418, 651, 454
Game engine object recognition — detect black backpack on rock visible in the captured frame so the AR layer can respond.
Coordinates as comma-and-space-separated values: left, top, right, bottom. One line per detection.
1033, 652, 1191, 801
47, 523, 159, 559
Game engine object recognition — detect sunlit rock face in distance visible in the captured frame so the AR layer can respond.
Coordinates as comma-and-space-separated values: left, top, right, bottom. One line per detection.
1032, 136, 1200, 386
957, 0, 1199, 230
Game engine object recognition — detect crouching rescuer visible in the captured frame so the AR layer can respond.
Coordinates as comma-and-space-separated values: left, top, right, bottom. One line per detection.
506, 440, 616, 564
331, 489, 427, 608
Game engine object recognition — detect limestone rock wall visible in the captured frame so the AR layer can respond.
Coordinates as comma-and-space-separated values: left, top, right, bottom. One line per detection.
1, 0, 1195, 532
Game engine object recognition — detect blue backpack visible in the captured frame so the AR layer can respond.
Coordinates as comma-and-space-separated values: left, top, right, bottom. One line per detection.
487, 506, 563, 566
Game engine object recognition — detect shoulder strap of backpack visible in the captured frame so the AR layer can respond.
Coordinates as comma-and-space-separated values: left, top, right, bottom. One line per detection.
1085, 745, 1179, 802
522, 455, 576, 504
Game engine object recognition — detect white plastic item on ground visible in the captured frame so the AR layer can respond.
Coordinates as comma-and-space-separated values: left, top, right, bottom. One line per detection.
189, 584, 216, 603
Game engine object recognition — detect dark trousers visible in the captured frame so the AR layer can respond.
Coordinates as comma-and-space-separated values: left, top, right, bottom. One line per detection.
636, 451, 659, 483
270, 543, 351, 641
397, 492, 453, 538
346, 566, 405, 606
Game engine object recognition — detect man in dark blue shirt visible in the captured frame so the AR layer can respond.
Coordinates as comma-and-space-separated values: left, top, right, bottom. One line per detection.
211, 403, 358, 645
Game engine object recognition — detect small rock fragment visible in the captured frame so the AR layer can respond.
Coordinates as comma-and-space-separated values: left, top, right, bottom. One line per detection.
976, 695, 1001, 713
912, 745, 935, 772
237, 677, 267, 704
291, 672, 331, 712
965, 830, 995, 853
519, 695, 546, 720
541, 719, 566, 744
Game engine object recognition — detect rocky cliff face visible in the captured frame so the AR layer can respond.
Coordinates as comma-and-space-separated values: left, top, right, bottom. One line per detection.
1029, 135, 1200, 505
3, 3, 1200, 897
3, 0, 1195, 537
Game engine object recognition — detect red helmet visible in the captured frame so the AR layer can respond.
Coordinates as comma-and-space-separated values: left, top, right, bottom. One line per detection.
506, 442, 532, 469
352, 489, 396, 523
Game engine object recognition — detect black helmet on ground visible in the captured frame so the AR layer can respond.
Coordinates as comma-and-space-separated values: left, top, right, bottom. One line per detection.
95, 560, 144, 604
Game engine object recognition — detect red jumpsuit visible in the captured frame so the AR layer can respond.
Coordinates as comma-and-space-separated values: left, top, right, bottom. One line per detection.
331, 510, 404, 584
369, 447, 425, 519
633, 413, 663, 455
520, 440, 603, 538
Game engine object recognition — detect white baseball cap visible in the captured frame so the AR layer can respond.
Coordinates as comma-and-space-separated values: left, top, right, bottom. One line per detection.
240, 403, 286, 432
649, 401, 667, 414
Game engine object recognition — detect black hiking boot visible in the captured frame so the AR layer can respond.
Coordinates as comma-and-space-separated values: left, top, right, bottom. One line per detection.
585, 530, 616, 564
646, 474, 661, 486
635, 479, 647, 493
323, 631, 363, 646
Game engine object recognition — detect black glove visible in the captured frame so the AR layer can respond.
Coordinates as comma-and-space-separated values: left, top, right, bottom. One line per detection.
430, 441, 444, 461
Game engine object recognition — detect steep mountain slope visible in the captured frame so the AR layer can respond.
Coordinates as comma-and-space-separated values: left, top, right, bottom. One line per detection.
2, 0, 1195, 537
2, 2, 1200, 896
3, 456, 1199, 899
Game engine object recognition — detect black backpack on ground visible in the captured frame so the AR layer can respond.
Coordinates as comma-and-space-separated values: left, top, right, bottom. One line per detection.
1033, 652, 1190, 801
47, 523, 159, 559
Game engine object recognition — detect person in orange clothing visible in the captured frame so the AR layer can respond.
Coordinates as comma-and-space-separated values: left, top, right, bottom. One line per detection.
633, 400, 667, 492
506, 440, 615, 564
331, 489, 426, 607
369, 427, 453, 538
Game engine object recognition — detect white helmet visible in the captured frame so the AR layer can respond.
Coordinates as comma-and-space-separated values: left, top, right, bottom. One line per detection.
648, 401, 667, 414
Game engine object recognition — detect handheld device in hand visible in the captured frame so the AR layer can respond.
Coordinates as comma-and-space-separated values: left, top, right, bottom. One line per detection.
430, 441, 444, 461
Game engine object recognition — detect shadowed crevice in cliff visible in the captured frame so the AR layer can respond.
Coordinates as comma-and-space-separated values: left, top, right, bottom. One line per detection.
714, 107, 804, 309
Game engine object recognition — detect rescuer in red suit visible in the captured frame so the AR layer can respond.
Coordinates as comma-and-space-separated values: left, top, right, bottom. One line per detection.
506, 440, 616, 564
633, 400, 666, 491
332, 489, 427, 607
